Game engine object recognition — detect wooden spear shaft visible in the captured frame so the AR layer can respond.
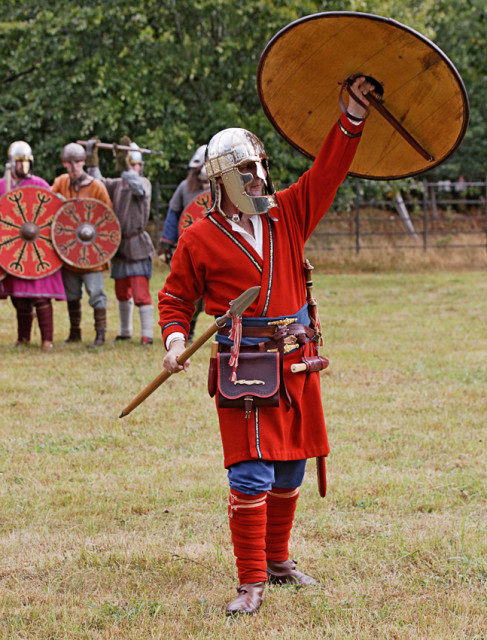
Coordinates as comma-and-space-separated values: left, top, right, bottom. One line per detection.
119, 285, 261, 418
119, 316, 226, 418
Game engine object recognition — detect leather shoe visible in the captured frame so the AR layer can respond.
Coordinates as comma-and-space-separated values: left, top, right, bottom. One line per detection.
225, 582, 265, 616
267, 559, 317, 586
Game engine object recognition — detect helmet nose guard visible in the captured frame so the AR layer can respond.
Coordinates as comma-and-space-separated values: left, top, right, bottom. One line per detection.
205, 128, 276, 216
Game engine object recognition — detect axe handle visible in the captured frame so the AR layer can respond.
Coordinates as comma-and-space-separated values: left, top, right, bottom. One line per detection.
119, 317, 224, 418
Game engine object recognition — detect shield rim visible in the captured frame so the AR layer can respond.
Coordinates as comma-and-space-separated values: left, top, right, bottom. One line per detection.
51, 197, 121, 269
256, 11, 470, 180
0, 185, 63, 279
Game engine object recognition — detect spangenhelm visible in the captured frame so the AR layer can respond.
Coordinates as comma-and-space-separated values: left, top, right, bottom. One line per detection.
129, 142, 143, 165
61, 142, 86, 163
205, 128, 276, 217
188, 145, 207, 169
8, 141, 33, 176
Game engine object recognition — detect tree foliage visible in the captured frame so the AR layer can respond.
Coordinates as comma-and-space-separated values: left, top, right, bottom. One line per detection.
0, 0, 484, 193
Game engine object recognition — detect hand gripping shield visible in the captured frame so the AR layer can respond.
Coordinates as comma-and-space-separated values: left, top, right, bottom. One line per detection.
0, 186, 64, 279
205, 128, 277, 215
52, 198, 121, 269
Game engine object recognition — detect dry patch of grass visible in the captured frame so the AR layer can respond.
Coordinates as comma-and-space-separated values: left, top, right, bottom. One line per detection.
0, 265, 485, 639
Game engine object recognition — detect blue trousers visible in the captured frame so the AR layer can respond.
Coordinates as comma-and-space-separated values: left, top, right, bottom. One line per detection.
227, 459, 307, 495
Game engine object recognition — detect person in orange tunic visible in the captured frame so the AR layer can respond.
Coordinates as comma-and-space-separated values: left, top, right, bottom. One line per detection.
51, 143, 112, 347
158, 77, 373, 615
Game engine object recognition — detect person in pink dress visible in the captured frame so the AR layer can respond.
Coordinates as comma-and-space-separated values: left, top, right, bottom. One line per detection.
0, 141, 66, 350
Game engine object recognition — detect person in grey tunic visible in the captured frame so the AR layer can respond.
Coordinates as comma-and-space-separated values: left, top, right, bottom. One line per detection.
87, 137, 156, 345
158, 145, 209, 341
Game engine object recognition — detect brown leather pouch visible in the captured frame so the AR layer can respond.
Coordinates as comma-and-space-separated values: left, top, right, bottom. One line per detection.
217, 352, 280, 417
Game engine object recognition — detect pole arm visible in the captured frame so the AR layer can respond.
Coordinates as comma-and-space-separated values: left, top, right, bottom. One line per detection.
119, 314, 227, 418
76, 140, 164, 155
119, 285, 261, 418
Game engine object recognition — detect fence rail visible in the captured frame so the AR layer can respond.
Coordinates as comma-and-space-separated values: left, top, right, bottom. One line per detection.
149, 179, 487, 254
308, 179, 487, 254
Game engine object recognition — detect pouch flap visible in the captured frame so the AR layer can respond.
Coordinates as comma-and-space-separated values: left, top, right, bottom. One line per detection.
217, 352, 280, 400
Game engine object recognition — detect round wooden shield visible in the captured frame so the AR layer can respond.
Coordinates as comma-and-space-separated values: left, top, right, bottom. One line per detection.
0, 187, 64, 279
52, 198, 121, 269
178, 189, 212, 237
257, 12, 469, 180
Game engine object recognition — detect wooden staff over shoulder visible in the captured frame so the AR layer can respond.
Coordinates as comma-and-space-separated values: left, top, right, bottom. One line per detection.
119, 286, 261, 418
76, 140, 164, 155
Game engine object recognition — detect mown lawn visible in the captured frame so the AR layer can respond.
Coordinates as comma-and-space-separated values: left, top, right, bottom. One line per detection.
0, 264, 485, 639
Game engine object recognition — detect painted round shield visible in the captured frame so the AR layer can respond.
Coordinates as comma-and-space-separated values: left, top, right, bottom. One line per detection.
257, 12, 469, 180
178, 189, 212, 237
0, 187, 64, 279
52, 198, 121, 269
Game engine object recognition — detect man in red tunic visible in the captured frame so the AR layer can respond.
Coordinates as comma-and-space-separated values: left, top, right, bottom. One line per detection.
158, 77, 372, 615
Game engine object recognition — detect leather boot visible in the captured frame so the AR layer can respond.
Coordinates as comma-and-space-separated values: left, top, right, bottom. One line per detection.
89, 308, 106, 347
225, 582, 265, 616
66, 300, 82, 342
266, 559, 317, 586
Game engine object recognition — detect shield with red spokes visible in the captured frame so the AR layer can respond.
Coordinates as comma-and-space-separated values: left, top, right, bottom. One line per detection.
0, 186, 64, 278
52, 198, 121, 269
178, 189, 212, 237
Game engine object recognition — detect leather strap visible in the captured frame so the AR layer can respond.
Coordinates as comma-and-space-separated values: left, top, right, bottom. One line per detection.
340, 74, 434, 162
217, 323, 315, 339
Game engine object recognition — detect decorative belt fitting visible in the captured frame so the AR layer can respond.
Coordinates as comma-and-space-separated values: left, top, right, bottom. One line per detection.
267, 317, 297, 327
233, 379, 265, 386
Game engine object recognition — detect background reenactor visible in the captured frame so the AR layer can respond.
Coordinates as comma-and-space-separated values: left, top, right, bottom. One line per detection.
159, 145, 209, 342
87, 137, 155, 345
0, 141, 66, 350
52, 143, 112, 347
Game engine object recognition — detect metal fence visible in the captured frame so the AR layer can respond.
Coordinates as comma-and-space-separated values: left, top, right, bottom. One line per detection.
149, 180, 487, 253
308, 179, 487, 253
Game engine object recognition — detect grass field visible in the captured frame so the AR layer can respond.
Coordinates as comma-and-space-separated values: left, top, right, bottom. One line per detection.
0, 263, 485, 639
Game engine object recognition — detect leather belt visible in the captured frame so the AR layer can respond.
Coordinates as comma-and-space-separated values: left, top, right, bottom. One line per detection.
217, 323, 315, 340
217, 322, 317, 411
124, 229, 144, 239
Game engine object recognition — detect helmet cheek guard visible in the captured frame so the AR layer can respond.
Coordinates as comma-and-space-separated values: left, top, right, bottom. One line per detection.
205, 128, 277, 217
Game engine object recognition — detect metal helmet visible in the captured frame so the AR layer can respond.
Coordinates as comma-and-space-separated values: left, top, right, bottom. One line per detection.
8, 141, 33, 176
129, 142, 143, 165
188, 145, 207, 169
205, 128, 276, 216
61, 142, 86, 163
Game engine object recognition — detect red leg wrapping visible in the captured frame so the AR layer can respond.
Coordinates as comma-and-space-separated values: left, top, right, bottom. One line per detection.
228, 489, 267, 585
34, 299, 53, 342
12, 297, 34, 342
265, 487, 299, 562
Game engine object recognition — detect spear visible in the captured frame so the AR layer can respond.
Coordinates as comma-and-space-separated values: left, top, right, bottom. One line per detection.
76, 140, 164, 155
119, 285, 261, 418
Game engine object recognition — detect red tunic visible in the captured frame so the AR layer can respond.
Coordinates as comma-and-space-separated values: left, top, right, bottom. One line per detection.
158, 114, 364, 467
